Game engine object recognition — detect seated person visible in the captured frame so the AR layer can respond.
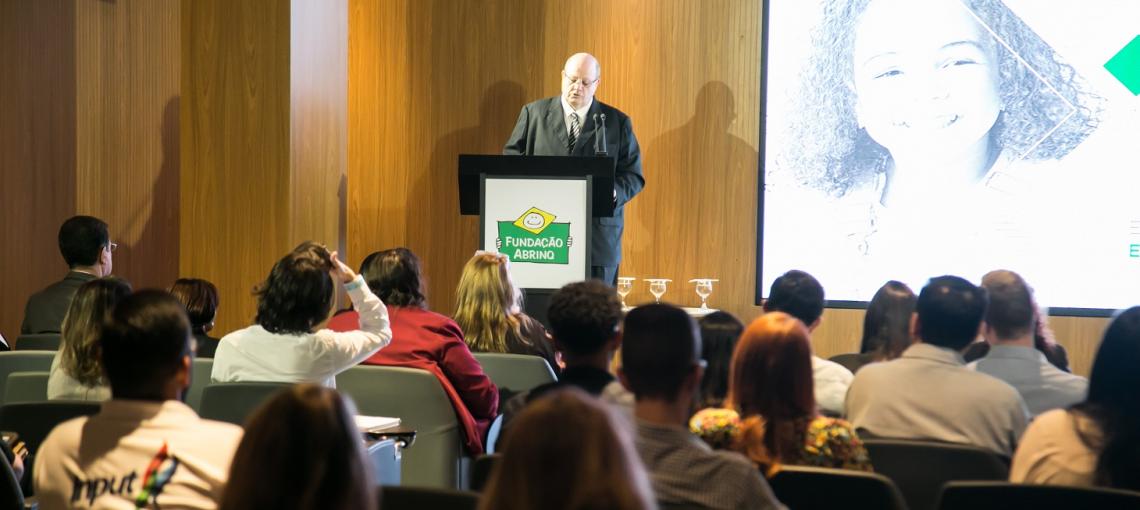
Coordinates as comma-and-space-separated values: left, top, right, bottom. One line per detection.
21, 215, 114, 334
48, 277, 132, 401
220, 384, 377, 510
1010, 306, 1140, 490
212, 242, 392, 387
964, 306, 1073, 372
622, 304, 786, 510
845, 276, 1029, 457
501, 280, 632, 425
762, 270, 853, 415
453, 251, 558, 371
697, 311, 744, 408
34, 290, 244, 508
692, 312, 872, 473
169, 278, 222, 358
842, 280, 916, 374
481, 388, 656, 510
327, 248, 498, 454
970, 270, 1087, 417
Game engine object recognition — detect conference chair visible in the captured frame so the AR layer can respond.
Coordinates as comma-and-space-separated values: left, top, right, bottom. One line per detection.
863, 438, 1009, 510
13, 334, 62, 352
768, 465, 908, 510
378, 486, 479, 510
0, 352, 55, 405
937, 481, 1140, 510
0, 401, 101, 453
338, 366, 467, 489
468, 453, 500, 492
827, 352, 864, 374
471, 353, 557, 394
4, 372, 49, 403
184, 358, 214, 412
198, 382, 291, 426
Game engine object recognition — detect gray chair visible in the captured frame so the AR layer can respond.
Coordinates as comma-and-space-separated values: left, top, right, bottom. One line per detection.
5, 372, 49, 403
13, 333, 62, 351
338, 366, 467, 489
768, 465, 908, 510
0, 352, 55, 405
938, 481, 1140, 510
0, 401, 102, 453
471, 352, 556, 393
198, 382, 291, 426
378, 486, 479, 510
468, 453, 500, 492
864, 438, 1009, 510
184, 358, 214, 412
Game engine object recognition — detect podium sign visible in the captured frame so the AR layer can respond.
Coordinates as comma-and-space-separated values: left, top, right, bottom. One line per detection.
482, 176, 591, 289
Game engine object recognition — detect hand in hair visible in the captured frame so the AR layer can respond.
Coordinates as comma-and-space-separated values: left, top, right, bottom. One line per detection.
329, 251, 357, 284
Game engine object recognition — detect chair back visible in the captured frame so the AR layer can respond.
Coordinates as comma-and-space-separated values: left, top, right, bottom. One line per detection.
827, 352, 864, 374
14, 333, 62, 351
0, 401, 101, 452
5, 371, 49, 403
0, 352, 55, 404
198, 382, 291, 425
471, 353, 556, 394
338, 365, 466, 488
184, 358, 214, 412
768, 464, 908, 510
378, 486, 479, 510
864, 438, 1009, 510
938, 481, 1140, 510
469, 453, 500, 492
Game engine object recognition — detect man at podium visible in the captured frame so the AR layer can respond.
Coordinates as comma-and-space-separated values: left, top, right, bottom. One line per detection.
503, 52, 645, 285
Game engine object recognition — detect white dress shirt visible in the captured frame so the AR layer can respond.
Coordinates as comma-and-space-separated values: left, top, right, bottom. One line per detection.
813, 355, 854, 416
969, 344, 1087, 417
560, 96, 592, 137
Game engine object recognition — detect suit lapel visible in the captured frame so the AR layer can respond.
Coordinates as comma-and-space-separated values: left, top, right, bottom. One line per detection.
544, 98, 570, 155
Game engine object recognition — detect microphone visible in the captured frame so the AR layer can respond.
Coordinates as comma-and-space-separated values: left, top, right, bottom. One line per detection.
594, 113, 609, 156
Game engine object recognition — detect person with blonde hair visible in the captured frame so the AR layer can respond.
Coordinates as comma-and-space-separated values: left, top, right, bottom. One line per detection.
480, 388, 656, 510
48, 277, 132, 401
453, 251, 557, 370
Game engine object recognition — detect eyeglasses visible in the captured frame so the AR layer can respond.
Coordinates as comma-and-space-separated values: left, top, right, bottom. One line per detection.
562, 71, 598, 87
106, 242, 119, 253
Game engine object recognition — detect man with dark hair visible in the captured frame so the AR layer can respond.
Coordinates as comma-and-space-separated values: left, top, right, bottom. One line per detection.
34, 290, 243, 508
846, 275, 1029, 456
970, 270, 1086, 416
20, 215, 114, 334
621, 304, 785, 510
763, 270, 853, 415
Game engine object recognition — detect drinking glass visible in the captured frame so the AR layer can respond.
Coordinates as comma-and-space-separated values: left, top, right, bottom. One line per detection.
644, 279, 671, 304
689, 279, 719, 310
616, 277, 635, 308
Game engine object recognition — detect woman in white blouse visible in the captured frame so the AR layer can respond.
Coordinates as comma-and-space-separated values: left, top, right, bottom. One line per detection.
48, 278, 132, 401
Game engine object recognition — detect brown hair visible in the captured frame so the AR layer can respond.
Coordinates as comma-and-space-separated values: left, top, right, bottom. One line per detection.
59, 277, 132, 386
169, 278, 219, 334
454, 252, 525, 352
220, 384, 376, 510
479, 389, 655, 510
727, 312, 816, 470
980, 270, 1035, 340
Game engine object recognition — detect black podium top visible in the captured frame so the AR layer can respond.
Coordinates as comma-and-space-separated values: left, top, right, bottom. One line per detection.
458, 154, 616, 217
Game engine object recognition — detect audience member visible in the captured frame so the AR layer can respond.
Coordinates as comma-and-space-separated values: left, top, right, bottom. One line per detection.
845, 276, 1029, 457
692, 312, 872, 473
327, 248, 498, 454
47, 277, 132, 401
1011, 306, 1140, 490
169, 278, 221, 358
21, 215, 114, 334
501, 280, 632, 424
453, 252, 558, 371
697, 311, 744, 408
839, 280, 916, 374
212, 242, 392, 387
622, 304, 786, 510
970, 270, 1087, 416
220, 384, 377, 510
479, 389, 656, 510
964, 306, 1073, 372
34, 290, 243, 508
763, 270, 853, 415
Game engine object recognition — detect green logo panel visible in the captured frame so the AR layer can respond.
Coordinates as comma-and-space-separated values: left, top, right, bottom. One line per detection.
498, 221, 571, 264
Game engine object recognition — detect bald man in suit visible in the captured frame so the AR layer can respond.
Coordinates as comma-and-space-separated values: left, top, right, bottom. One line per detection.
503, 53, 645, 285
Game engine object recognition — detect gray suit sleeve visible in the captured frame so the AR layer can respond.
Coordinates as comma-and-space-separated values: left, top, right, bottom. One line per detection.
502, 105, 530, 155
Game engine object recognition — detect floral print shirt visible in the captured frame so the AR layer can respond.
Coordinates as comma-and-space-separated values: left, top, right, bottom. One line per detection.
690, 408, 873, 473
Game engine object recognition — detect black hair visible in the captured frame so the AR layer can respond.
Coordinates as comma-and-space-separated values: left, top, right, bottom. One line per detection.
621, 304, 701, 401
58, 215, 109, 268
101, 289, 192, 399
255, 242, 335, 335
1073, 307, 1140, 491
547, 280, 622, 357
860, 281, 916, 359
980, 270, 1035, 340
915, 276, 987, 351
764, 270, 825, 327
359, 248, 426, 308
169, 278, 219, 333
697, 311, 743, 408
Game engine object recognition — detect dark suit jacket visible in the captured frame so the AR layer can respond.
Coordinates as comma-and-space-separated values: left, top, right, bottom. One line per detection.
20, 271, 98, 334
503, 97, 645, 267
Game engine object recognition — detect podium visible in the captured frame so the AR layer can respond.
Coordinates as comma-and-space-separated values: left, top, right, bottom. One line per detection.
458, 154, 616, 324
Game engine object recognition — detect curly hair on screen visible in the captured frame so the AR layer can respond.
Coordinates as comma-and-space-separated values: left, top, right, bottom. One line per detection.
254, 242, 335, 335
781, 0, 1100, 197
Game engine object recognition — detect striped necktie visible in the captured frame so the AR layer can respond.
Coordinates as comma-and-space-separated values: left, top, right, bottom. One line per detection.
568, 112, 580, 153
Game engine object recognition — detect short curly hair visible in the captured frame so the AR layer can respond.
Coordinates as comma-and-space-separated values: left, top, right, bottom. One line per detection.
779, 0, 1100, 197
254, 242, 334, 335
547, 280, 623, 356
